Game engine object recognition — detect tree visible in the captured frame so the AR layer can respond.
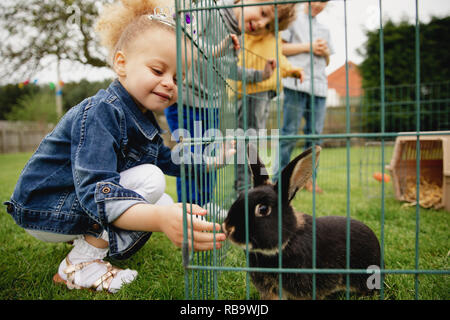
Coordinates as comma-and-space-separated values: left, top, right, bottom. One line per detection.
62, 79, 110, 112
357, 16, 450, 132
0, 0, 110, 83
358, 17, 450, 88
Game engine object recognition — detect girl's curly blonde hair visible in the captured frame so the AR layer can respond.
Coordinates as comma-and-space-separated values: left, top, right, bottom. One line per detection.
95, 0, 172, 66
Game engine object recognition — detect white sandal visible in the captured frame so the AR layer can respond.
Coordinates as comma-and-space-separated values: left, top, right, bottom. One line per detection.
53, 256, 123, 293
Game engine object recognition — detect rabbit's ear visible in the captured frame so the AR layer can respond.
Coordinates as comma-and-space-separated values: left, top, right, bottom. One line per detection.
247, 143, 269, 187
275, 146, 321, 203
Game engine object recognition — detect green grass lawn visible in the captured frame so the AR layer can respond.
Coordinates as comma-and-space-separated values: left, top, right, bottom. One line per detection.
0, 148, 448, 300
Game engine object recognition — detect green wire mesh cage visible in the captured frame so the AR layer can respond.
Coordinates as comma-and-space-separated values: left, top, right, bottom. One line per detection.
174, 0, 450, 300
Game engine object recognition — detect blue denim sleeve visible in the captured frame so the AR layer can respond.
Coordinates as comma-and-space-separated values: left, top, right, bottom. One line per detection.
71, 101, 145, 226
156, 142, 181, 176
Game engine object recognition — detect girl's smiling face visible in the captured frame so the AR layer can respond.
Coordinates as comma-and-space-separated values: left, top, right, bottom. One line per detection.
114, 27, 190, 113
234, 1, 275, 36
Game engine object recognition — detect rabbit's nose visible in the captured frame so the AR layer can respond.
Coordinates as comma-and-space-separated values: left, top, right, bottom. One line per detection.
221, 223, 228, 235
222, 222, 234, 237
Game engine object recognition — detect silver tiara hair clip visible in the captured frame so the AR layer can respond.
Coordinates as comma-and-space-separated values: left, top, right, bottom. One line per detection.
147, 7, 176, 28
147, 6, 197, 38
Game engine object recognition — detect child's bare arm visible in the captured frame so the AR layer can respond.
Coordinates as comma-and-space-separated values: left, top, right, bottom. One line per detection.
282, 41, 311, 56
313, 39, 330, 65
282, 39, 330, 65
112, 202, 225, 251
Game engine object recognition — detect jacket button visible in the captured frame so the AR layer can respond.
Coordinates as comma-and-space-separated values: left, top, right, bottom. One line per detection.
102, 186, 111, 194
92, 223, 100, 231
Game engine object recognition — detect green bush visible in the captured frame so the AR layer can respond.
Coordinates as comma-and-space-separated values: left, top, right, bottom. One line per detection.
6, 90, 58, 124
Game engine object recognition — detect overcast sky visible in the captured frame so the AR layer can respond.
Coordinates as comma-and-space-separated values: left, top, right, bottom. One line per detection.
30, 0, 450, 84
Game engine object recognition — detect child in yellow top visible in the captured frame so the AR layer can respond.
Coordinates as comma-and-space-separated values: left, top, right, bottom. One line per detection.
237, 33, 303, 104
236, 32, 303, 131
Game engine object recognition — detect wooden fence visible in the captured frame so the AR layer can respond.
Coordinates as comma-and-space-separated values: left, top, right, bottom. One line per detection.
0, 112, 173, 154
0, 121, 55, 154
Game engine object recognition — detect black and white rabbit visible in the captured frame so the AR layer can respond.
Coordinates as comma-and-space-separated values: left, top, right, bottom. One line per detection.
223, 146, 381, 299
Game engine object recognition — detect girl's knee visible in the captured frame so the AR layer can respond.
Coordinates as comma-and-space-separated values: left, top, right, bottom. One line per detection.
156, 193, 174, 206
120, 164, 166, 204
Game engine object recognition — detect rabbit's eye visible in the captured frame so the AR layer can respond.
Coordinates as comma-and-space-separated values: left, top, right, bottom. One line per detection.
255, 204, 271, 217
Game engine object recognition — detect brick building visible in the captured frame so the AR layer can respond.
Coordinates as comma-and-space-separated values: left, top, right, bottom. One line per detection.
327, 61, 362, 107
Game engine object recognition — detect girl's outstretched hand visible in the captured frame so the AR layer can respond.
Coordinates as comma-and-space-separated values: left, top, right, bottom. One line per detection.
159, 203, 226, 252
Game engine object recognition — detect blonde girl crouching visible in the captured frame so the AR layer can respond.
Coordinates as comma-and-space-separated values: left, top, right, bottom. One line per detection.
5, 0, 226, 293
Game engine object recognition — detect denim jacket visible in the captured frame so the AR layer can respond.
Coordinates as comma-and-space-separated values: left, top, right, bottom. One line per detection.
5, 80, 193, 260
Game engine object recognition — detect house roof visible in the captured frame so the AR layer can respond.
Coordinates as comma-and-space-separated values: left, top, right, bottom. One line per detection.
327, 61, 362, 97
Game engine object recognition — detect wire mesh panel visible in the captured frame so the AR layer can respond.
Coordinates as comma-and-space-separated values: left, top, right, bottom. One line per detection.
174, 0, 239, 299
175, 0, 450, 300
362, 82, 450, 133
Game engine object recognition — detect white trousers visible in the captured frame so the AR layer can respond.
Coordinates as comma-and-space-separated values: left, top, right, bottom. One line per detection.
26, 164, 173, 243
